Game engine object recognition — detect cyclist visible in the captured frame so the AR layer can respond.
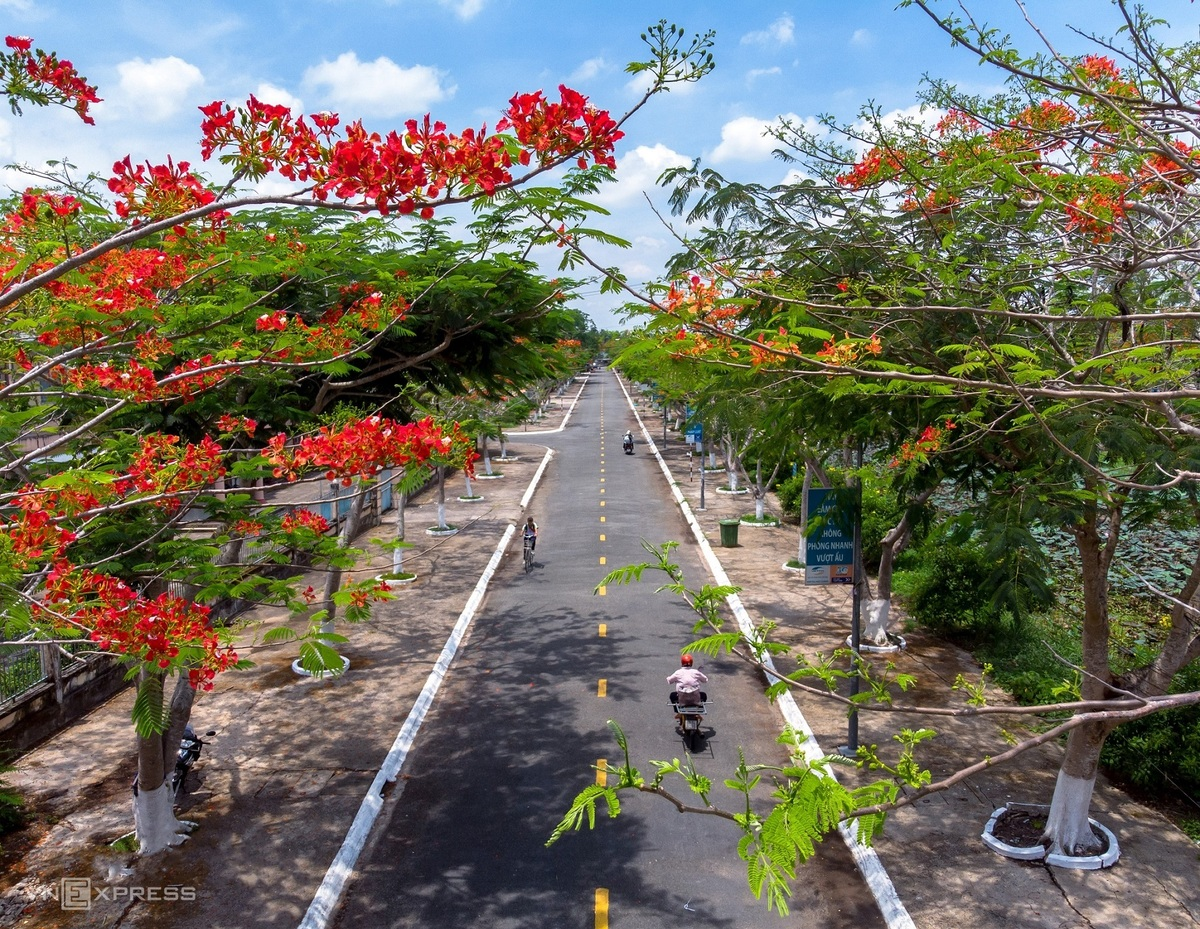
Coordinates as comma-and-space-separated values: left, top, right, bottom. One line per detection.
522, 516, 538, 553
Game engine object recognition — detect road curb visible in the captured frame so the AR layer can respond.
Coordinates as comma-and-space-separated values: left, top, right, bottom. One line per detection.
613, 371, 917, 929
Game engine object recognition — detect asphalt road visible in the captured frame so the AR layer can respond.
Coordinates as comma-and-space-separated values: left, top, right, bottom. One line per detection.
331, 372, 886, 929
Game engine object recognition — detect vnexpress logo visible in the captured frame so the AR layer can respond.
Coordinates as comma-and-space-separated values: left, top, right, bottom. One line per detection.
58, 877, 92, 911
55, 877, 197, 910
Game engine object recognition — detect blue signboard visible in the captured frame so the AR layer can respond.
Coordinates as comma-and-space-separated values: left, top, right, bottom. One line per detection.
804, 488, 856, 586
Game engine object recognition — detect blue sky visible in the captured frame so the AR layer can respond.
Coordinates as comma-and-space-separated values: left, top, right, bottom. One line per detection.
2, 1, 1197, 328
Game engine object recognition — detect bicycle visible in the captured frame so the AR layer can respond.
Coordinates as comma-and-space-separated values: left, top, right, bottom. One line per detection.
523, 534, 535, 573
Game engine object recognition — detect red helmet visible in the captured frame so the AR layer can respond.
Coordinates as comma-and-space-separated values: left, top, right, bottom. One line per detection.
680, 654, 693, 667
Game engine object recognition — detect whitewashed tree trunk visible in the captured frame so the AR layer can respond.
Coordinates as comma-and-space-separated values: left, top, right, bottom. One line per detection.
436, 466, 448, 528
481, 435, 494, 475
134, 672, 197, 855
1044, 748, 1105, 855
134, 781, 195, 855
392, 488, 408, 574
863, 486, 934, 644
863, 599, 891, 646
463, 471, 474, 497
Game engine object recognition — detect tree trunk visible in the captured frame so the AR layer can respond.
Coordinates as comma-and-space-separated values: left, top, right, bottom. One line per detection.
319, 479, 368, 637
133, 672, 197, 855
864, 488, 934, 645
482, 437, 493, 475
393, 488, 408, 574
1043, 722, 1111, 855
1043, 502, 1116, 854
436, 466, 448, 528
464, 471, 474, 497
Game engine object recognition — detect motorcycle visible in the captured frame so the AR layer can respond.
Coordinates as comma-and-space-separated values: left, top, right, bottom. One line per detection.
670, 691, 708, 752
622, 433, 634, 454
132, 724, 216, 800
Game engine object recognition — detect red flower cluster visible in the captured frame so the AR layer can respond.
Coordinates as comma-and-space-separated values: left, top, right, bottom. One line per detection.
501, 86, 623, 170
265, 415, 476, 484
126, 434, 227, 508
892, 421, 956, 467
108, 156, 228, 233
195, 85, 622, 217
39, 564, 235, 689
280, 509, 331, 534
3, 35, 101, 125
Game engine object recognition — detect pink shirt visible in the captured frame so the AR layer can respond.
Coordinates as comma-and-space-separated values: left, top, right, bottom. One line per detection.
667, 667, 708, 693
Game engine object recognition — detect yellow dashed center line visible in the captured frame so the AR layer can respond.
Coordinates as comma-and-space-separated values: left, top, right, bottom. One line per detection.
599, 534, 606, 541
597, 679, 607, 697
599, 500, 605, 507
597, 584, 606, 596
596, 759, 607, 786
595, 889, 609, 929
598, 623, 607, 637
599, 556, 606, 565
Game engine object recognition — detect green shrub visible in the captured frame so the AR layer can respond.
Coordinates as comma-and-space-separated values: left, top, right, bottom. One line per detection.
903, 543, 999, 636
774, 473, 805, 519
0, 765, 24, 843
1101, 661, 1200, 799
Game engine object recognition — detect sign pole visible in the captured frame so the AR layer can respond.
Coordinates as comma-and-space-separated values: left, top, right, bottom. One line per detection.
846, 462, 862, 754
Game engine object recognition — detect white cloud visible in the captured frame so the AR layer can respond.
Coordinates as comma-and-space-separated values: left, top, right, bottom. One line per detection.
570, 57, 609, 83
439, 0, 486, 18
851, 29, 874, 47
746, 67, 782, 86
741, 15, 795, 47
710, 113, 818, 163
254, 83, 304, 115
114, 57, 204, 121
597, 142, 691, 206
303, 52, 454, 118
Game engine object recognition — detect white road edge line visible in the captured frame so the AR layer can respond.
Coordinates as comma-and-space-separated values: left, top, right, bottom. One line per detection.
298, 522, 518, 929
613, 370, 917, 929
522, 376, 588, 435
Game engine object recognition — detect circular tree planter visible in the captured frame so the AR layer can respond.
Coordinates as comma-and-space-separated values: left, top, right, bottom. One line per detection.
845, 633, 907, 653
292, 655, 350, 679
475, 472, 504, 480
426, 525, 459, 537
782, 560, 804, 574
496, 455, 520, 463
715, 486, 749, 495
457, 494, 486, 503
739, 515, 780, 527
375, 572, 416, 587
981, 802, 1120, 869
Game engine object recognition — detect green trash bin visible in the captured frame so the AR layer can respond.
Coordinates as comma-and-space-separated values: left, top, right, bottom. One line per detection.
719, 519, 740, 547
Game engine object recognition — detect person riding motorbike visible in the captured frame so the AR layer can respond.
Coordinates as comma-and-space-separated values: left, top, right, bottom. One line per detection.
622, 430, 634, 453
667, 654, 708, 707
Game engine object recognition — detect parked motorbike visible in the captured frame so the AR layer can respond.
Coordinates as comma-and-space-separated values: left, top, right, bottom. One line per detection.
670, 691, 708, 752
623, 432, 634, 454
132, 724, 217, 800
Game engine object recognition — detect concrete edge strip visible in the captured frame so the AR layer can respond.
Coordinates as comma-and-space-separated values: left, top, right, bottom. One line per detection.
520, 448, 556, 511
613, 372, 917, 929
521, 377, 588, 435
298, 523, 518, 929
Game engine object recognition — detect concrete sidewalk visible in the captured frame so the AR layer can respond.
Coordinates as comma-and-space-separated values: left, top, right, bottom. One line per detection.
3, 371, 1199, 929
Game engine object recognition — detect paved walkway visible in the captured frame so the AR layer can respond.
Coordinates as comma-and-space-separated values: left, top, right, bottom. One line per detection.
1, 371, 1198, 929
